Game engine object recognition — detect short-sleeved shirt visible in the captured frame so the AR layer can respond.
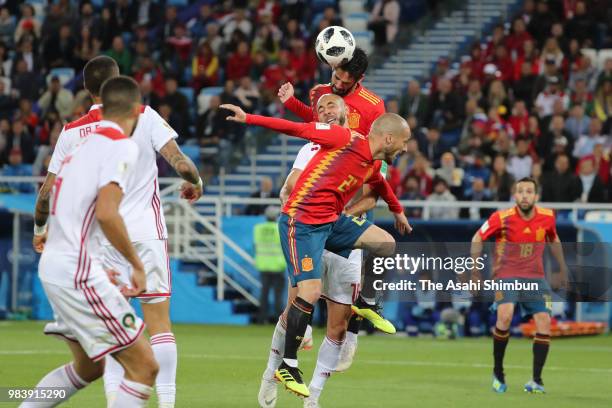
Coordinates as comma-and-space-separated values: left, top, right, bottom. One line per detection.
47, 104, 178, 242
40, 121, 139, 288
478, 206, 558, 279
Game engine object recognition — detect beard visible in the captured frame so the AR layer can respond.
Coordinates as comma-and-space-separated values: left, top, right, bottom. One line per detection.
332, 85, 351, 96
518, 202, 534, 214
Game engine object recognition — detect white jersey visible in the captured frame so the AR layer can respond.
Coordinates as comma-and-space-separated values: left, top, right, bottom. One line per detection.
39, 121, 139, 288
48, 104, 178, 242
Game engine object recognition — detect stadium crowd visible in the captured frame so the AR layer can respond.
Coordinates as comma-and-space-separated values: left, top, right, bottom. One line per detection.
0, 0, 609, 213
389, 0, 611, 219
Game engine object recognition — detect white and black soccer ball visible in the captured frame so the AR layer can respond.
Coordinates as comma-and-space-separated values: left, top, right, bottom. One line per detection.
315, 26, 356, 68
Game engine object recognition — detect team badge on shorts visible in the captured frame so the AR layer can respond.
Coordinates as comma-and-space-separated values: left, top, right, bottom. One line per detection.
301, 256, 314, 272
122, 313, 136, 329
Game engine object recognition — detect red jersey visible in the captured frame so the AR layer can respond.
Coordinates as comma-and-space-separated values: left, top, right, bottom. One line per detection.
245, 114, 403, 224
478, 206, 558, 279
284, 83, 385, 135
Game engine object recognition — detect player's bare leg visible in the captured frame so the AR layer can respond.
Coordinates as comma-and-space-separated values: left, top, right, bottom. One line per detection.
525, 311, 551, 393
492, 303, 514, 392
20, 341, 104, 408
275, 279, 322, 398
111, 335, 159, 407
104, 299, 176, 408
305, 300, 351, 407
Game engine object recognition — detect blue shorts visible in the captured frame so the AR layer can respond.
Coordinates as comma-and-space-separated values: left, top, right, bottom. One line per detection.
278, 213, 333, 287
325, 214, 373, 258
491, 278, 552, 317
278, 214, 373, 286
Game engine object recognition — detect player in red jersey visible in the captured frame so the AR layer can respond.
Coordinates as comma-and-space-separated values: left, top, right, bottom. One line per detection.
471, 177, 568, 394
222, 97, 411, 398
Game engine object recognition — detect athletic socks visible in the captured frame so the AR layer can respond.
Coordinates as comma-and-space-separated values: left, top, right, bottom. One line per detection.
20, 363, 89, 407
308, 336, 344, 401
492, 327, 510, 382
264, 317, 287, 379
104, 355, 123, 408
113, 379, 153, 408
283, 297, 313, 364
151, 332, 177, 408
532, 333, 551, 385
105, 333, 177, 408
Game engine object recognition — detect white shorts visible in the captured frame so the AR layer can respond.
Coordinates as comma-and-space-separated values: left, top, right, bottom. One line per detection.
321, 249, 362, 305
102, 239, 171, 303
42, 278, 145, 362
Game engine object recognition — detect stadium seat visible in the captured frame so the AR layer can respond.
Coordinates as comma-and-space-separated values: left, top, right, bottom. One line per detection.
597, 49, 612, 70
181, 145, 200, 164
47, 67, 76, 86
178, 86, 194, 103
197, 86, 223, 114
581, 48, 598, 66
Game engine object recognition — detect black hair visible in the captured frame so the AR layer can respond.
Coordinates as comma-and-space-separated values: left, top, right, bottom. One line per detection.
83, 56, 120, 97
516, 176, 538, 190
337, 47, 368, 80
100, 76, 141, 118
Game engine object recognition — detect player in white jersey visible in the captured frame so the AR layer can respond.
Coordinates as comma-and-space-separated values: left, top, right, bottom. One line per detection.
22, 76, 159, 408
258, 96, 397, 408
32, 57, 202, 408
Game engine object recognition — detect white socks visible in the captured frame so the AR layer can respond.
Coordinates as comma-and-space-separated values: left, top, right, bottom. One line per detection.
151, 333, 177, 408
105, 332, 177, 408
309, 336, 344, 401
20, 363, 88, 407
113, 379, 152, 408
263, 318, 286, 380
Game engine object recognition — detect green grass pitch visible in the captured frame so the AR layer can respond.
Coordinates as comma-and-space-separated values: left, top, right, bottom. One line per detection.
1, 321, 610, 407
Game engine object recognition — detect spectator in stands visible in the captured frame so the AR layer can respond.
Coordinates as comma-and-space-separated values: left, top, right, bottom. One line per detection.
224, 9, 253, 42
166, 23, 193, 66
535, 76, 569, 118
191, 41, 219, 93
252, 25, 280, 63
490, 44, 514, 83
320, 7, 343, 27
593, 77, 611, 122
591, 144, 610, 185
289, 39, 316, 92
160, 77, 190, 139
37, 76, 74, 120
400, 80, 428, 126
14, 4, 40, 45
0, 120, 8, 166
485, 25, 506, 60
189, 4, 215, 40
506, 17, 533, 59
507, 137, 533, 181
419, 127, 446, 168
541, 154, 582, 202
462, 177, 492, 220
234, 76, 260, 113
465, 79, 485, 109
140, 79, 160, 110
565, 1, 596, 47
158, 5, 179, 45
577, 156, 607, 202
427, 177, 459, 220
93, 7, 119, 51
513, 62, 538, 110
0, 8, 15, 47
13, 36, 42, 75
43, 23, 75, 70
426, 78, 463, 131
7, 120, 34, 164
565, 104, 591, 140
538, 114, 573, 166
453, 60, 473, 96
133, 55, 166, 97
1, 148, 33, 192
368, 0, 400, 48
595, 58, 612, 89
386, 98, 399, 114
485, 79, 510, 114
435, 152, 464, 197
573, 118, 607, 159
515, 0, 536, 26
244, 176, 278, 215
262, 50, 296, 94
405, 155, 433, 197
569, 55, 598, 92
399, 175, 424, 219
430, 57, 453, 94
74, 26, 100, 71
105, 35, 132, 75
489, 154, 514, 201
508, 100, 529, 136
527, 0, 554, 46
205, 22, 225, 56
570, 78, 594, 115
0, 80, 16, 120
226, 40, 252, 81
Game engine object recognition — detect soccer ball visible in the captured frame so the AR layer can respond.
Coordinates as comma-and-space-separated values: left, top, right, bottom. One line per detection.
315, 26, 356, 68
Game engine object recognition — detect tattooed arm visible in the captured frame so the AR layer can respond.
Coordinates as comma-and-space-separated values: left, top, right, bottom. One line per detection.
159, 139, 203, 203
32, 173, 56, 253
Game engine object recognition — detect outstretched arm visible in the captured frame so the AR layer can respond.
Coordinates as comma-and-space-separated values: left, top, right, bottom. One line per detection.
278, 82, 313, 122
221, 104, 350, 148
159, 139, 203, 203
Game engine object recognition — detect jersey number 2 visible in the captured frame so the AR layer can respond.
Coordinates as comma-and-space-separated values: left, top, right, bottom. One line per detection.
51, 177, 63, 215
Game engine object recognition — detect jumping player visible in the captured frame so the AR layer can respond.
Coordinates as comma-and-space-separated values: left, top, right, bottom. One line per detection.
22, 76, 157, 408
471, 177, 568, 394
222, 99, 411, 399
32, 56, 202, 408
